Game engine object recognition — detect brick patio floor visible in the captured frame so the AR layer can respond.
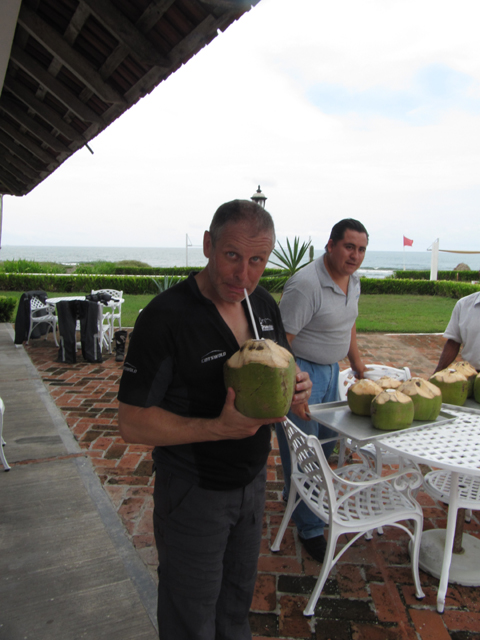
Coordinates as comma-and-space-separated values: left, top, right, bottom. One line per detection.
23, 331, 480, 640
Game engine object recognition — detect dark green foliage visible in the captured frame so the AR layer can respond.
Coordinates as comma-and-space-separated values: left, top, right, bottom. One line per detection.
0, 273, 185, 295
394, 270, 479, 282
360, 278, 480, 299
0, 259, 64, 274
0, 295, 16, 322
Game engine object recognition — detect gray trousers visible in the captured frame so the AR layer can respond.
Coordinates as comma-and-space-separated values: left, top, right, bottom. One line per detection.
153, 465, 267, 640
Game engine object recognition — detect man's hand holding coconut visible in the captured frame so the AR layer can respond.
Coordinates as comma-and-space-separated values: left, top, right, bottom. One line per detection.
117, 199, 311, 640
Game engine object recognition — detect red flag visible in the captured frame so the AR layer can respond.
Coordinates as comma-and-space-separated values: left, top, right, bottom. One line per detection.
403, 236, 413, 247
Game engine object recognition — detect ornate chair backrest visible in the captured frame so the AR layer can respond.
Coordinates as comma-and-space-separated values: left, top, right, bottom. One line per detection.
283, 419, 336, 514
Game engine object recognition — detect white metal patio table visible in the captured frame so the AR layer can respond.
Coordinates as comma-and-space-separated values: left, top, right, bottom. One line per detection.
377, 406, 480, 613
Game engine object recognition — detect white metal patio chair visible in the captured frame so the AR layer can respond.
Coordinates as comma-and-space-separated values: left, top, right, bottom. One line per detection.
27, 295, 58, 347
271, 419, 425, 616
337, 364, 411, 470
91, 289, 123, 330
96, 302, 113, 354
423, 471, 477, 524
1, 397, 10, 471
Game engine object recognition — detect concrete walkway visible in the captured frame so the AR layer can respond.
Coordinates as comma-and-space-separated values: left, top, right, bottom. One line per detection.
3, 325, 480, 639
0, 324, 158, 640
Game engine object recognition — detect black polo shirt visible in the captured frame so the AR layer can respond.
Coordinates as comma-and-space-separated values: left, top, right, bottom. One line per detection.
118, 273, 290, 490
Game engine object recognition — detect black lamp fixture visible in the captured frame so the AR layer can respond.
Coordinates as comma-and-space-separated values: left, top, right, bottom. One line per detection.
250, 185, 267, 208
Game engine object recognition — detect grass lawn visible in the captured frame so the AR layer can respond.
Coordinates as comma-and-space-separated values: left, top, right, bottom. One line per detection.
2, 291, 456, 333
357, 294, 456, 333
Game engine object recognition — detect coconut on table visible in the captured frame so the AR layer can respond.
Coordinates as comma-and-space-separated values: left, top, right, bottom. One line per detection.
429, 368, 469, 406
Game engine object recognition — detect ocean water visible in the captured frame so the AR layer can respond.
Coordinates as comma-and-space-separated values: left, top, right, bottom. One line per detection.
1, 245, 480, 279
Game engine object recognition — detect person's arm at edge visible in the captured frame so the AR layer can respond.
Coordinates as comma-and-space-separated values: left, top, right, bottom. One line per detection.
433, 339, 461, 373
118, 388, 286, 446
347, 324, 366, 379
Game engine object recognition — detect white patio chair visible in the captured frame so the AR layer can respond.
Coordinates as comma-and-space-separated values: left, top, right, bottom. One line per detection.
1, 397, 10, 471
337, 364, 411, 470
96, 302, 113, 354
271, 419, 425, 616
91, 289, 123, 330
27, 296, 58, 347
423, 471, 477, 524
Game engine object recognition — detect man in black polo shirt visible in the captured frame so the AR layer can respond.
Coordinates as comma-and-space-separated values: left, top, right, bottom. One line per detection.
118, 200, 311, 640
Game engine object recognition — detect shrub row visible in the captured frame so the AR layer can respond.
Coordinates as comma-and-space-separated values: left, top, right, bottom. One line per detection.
1, 274, 479, 299
360, 278, 480, 298
112, 266, 284, 277
0, 295, 17, 322
394, 270, 479, 282
0, 273, 184, 295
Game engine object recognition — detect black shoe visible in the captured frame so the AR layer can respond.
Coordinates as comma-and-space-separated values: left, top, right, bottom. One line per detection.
299, 534, 327, 563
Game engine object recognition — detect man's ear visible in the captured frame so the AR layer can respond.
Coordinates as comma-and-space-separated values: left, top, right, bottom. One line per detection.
203, 231, 212, 258
325, 239, 334, 254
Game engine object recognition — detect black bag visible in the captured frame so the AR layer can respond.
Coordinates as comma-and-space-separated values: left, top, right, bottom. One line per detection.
86, 293, 112, 304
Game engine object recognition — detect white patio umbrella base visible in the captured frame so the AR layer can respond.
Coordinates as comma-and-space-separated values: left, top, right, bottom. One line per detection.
417, 529, 480, 587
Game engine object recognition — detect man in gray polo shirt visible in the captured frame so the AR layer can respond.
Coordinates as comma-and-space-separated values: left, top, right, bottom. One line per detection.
277, 218, 369, 562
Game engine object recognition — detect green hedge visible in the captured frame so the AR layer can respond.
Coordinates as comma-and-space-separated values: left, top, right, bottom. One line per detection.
360, 278, 480, 298
0, 274, 185, 295
112, 266, 284, 277
1, 273, 479, 299
0, 295, 16, 322
394, 270, 479, 281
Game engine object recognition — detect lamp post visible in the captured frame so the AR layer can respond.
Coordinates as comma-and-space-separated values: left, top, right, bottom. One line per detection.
250, 185, 267, 208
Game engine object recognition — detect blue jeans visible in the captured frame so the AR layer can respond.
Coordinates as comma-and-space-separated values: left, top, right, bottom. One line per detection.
276, 359, 339, 539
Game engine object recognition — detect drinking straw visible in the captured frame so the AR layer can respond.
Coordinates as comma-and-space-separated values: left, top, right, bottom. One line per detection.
244, 288, 260, 340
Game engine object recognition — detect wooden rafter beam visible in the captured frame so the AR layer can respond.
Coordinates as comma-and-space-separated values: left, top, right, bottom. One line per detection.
10, 45, 104, 126
79, 0, 170, 67
0, 130, 44, 172
0, 118, 55, 165
18, 4, 126, 104
0, 97, 71, 153
136, 0, 177, 31
0, 149, 38, 181
4, 77, 85, 142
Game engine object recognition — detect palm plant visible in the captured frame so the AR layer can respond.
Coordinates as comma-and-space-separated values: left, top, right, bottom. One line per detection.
269, 237, 312, 292
152, 275, 176, 292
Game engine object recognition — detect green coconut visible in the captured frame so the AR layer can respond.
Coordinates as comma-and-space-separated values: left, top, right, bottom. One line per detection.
376, 376, 402, 390
224, 338, 296, 418
397, 378, 442, 421
474, 373, 480, 404
450, 360, 477, 397
347, 379, 382, 416
371, 389, 415, 431
429, 368, 468, 406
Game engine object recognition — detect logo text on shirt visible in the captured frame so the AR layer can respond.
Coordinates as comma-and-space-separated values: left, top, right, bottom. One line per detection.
201, 350, 227, 364
259, 317, 274, 332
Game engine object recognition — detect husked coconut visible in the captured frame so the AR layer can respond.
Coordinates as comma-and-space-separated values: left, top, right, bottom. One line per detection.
224, 339, 296, 419
398, 378, 442, 421
376, 376, 402, 390
371, 389, 414, 431
474, 372, 480, 404
450, 361, 477, 397
429, 369, 468, 406
347, 379, 382, 416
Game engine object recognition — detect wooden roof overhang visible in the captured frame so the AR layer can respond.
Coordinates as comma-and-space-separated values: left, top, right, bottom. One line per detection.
0, 0, 260, 197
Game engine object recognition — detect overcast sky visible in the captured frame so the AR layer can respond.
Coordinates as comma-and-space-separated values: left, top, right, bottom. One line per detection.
2, 0, 480, 252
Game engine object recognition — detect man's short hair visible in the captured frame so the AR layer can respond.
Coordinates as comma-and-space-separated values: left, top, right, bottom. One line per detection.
209, 200, 275, 246
327, 218, 369, 248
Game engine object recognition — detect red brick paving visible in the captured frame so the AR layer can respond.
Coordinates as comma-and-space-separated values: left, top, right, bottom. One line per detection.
24, 332, 480, 639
